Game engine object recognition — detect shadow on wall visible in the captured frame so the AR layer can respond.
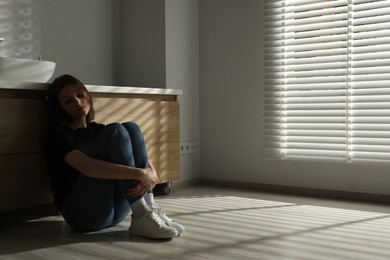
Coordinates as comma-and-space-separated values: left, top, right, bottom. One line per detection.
0, 0, 42, 59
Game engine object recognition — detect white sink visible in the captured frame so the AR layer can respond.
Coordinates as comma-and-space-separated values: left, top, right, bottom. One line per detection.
0, 57, 56, 83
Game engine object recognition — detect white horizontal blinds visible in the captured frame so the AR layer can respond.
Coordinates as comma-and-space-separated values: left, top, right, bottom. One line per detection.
264, 0, 350, 161
263, 0, 285, 158
350, 0, 390, 163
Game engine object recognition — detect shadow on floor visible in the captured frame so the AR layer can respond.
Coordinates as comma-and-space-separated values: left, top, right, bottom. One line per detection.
0, 204, 171, 256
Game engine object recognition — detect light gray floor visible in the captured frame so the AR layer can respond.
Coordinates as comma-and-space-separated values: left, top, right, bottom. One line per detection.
1, 185, 390, 260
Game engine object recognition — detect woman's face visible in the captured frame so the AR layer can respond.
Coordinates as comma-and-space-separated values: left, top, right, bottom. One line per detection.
59, 84, 91, 122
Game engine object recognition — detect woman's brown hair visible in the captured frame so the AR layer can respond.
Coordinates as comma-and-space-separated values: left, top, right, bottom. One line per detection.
48, 74, 95, 125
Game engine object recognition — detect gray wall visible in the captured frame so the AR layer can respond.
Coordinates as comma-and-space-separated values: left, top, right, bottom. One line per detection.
119, 0, 166, 87
166, 0, 200, 181
41, 0, 115, 85
199, 0, 390, 196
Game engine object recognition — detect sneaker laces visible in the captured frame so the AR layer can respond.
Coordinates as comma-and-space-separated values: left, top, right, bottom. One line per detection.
149, 211, 168, 227
151, 203, 173, 222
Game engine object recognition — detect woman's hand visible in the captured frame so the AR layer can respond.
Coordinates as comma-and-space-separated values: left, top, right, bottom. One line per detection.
139, 163, 159, 190
127, 181, 148, 198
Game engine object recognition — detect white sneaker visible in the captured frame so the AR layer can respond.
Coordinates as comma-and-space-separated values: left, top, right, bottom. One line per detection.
129, 210, 178, 239
152, 203, 185, 234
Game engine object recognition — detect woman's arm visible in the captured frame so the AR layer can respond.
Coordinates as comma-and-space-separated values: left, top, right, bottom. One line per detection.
64, 149, 159, 190
127, 160, 158, 197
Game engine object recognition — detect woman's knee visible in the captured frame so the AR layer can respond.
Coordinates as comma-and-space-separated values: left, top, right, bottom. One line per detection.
122, 121, 145, 139
103, 122, 128, 138
105, 122, 125, 131
122, 121, 141, 133
93, 123, 130, 152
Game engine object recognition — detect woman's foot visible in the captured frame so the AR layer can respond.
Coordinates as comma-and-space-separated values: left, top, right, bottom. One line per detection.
151, 203, 185, 235
129, 210, 178, 239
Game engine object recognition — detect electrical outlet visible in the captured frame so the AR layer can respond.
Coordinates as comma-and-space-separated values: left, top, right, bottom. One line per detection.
180, 142, 197, 155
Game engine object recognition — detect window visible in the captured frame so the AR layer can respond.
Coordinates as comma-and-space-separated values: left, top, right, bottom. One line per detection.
264, 0, 390, 164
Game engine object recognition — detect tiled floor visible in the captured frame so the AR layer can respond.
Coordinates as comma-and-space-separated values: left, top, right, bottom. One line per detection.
1, 185, 390, 259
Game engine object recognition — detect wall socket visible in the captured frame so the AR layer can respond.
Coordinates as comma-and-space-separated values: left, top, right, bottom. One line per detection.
180, 142, 197, 155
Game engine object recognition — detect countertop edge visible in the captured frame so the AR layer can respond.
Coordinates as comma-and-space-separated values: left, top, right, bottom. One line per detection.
0, 81, 183, 96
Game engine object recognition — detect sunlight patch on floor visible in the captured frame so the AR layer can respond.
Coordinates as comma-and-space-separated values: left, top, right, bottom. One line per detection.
156, 195, 390, 260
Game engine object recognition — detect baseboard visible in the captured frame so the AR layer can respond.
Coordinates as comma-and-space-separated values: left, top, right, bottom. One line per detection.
172, 179, 201, 192
198, 178, 390, 204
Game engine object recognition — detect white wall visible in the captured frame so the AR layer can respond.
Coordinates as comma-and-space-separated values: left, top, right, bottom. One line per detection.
166, 0, 200, 181
41, 0, 115, 85
119, 0, 166, 88
199, 0, 390, 196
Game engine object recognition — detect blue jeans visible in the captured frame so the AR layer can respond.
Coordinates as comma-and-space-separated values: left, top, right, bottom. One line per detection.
60, 122, 149, 230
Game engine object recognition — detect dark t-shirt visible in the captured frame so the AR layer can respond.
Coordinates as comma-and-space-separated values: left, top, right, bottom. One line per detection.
45, 122, 105, 209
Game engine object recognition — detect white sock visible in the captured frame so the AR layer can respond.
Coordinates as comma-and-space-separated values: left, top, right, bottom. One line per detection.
131, 198, 150, 218
144, 191, 156, 208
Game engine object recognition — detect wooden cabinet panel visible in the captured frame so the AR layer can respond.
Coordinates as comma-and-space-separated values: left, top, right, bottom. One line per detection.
0, 98, 49, 155
94, 98, 179, 143
146, 141, 180, 183
0, 193, 42, 212
0, 153, 49, 212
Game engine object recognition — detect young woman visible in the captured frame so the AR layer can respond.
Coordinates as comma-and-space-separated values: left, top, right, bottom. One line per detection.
45, 74, 184, 239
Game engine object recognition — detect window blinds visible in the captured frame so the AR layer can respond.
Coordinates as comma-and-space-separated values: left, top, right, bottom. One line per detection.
264, 0, 390, 164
